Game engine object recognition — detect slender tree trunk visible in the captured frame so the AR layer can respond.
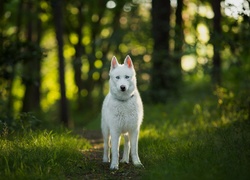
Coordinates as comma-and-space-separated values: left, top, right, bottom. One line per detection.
73, 2, 85, 111
173, 0, 183, 87
35, 0, 42, 108
211, 0, 222, 85
151, 0, 176, 102
51, 0, 69, 126
22, 0, 33, 113
16, 0, 23, 40
22, 0, 41, 113
3, 0, 24, 116
0, 0, 4, 22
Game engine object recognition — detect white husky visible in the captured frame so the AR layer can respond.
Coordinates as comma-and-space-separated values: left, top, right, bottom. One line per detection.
101, 55, 143, 170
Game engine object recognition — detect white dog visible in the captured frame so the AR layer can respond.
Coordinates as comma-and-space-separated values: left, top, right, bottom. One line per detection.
101, 55, 144, 170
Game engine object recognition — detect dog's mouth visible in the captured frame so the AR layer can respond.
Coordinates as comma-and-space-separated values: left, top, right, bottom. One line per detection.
120, 85, 126, 92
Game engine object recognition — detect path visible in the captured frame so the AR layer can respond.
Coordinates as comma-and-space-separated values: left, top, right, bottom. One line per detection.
77, 129, 144, 179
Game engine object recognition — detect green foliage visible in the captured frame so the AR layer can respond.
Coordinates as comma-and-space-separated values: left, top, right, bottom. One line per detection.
0, 40, 44, 78
0, 38, 45, 115
0, 112, 41, 134
0, 129, 91, 179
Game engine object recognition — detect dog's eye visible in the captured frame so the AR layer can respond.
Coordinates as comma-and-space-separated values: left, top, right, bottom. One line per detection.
125, 75, 130, 79
116, 76, 120, 79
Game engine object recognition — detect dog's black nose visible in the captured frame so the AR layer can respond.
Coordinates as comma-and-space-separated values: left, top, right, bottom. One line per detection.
120, 85, 126, 91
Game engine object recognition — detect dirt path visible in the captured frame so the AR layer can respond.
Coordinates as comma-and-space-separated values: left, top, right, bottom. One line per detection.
80, 129, 103, 148
78, 129, 144, 179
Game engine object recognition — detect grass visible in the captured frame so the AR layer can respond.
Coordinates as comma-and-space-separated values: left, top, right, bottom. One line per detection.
138, 85, 250, 179
140, 105, 250, 179
1, 82, 249, 179
0, 129, 91, 179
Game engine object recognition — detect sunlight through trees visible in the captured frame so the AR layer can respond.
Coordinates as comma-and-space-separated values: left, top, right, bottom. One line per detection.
0, 0, 249, 125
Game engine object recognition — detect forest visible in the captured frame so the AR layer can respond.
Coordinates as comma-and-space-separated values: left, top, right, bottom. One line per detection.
0, 0, 250, 179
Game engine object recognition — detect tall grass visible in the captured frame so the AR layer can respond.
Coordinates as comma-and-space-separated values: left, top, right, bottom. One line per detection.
0, 129, 91, 179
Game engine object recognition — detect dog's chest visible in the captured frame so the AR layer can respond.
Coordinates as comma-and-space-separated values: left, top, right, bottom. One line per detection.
112, 99, 136, 117
109, 97, 141, 129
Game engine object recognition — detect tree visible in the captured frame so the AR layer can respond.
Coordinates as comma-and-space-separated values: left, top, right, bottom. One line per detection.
69, 0, 85, 111
150, 0, 181, 102
173, 0, 183, 87
22, 0, 42, 113
211, 0, 222, 85
51, 0, 69, 126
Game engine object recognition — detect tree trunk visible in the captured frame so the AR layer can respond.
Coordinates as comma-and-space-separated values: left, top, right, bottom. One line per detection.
72, 2, 85, 111
3, 0, 24, 116
211, 0, 222, 85
151, 0, 180, 102
22, 0, 41, 113
51, 0, 69, 126
173, 0, 183, 87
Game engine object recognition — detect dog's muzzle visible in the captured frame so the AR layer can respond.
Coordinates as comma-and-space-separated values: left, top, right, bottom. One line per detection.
120, 85, 126, 92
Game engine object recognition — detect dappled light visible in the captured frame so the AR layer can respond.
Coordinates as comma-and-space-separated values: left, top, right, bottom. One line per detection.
224, 0, 250, 19
181, 55, 196, 71
1, 0, 250, 179
106, 0, 116, 9
197, 23, 210, 43
12, 78, 25, 113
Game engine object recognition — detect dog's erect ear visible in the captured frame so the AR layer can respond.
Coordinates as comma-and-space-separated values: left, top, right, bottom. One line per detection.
111, 56, 118, 70
124, 55, 133, 68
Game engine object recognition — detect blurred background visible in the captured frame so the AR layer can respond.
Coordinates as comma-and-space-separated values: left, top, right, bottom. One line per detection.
0, 0, 249, 128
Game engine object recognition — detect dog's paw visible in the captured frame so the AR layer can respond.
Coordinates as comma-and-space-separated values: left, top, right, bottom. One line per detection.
120, 158, 129, 164
110, 164, 119, 170
133, 161, 144, 169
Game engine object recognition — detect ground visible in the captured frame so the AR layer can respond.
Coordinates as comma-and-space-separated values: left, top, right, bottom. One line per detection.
79, 130, 144, 179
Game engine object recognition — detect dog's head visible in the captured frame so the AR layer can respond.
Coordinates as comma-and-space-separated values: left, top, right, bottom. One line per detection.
109, 55, 137, 101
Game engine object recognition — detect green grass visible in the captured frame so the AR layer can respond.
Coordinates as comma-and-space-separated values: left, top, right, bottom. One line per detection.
139, 87, 250, 179
140, 111, 250, 179
0, 129, 91, 179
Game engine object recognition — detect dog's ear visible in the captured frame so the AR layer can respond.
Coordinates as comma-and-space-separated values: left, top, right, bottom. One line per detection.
124, 55, 133, 68
111, 56, 118, 70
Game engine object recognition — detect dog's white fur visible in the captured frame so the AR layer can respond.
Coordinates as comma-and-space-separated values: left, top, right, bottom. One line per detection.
101, 55, 143, 170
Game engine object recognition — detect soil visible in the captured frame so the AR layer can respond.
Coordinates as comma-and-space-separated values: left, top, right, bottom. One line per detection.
77, 129, 144, 180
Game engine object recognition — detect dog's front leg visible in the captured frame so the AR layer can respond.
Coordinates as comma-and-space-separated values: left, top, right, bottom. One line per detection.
130, 129, 143, 167
120, 134, 130, 163
102, 133, 110, 163
110, 132, 121, 170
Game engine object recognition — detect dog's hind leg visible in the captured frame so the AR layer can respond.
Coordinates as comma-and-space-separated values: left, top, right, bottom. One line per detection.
120, 133, 130, 163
